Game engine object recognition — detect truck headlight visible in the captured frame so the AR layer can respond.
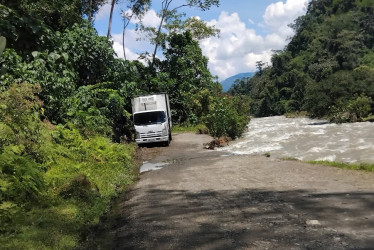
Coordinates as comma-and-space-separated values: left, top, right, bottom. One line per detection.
135, 132, 140, 139
162, 128, 167, 136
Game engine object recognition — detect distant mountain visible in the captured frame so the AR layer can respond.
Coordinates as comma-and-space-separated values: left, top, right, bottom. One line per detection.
220, 72, 255, 92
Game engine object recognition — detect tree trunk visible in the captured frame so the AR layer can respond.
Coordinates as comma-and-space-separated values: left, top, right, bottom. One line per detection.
107, 0, 116, 39
88, 0, 93, 22
151, 0, 171, 68
151, 0, 188, 68
151, 14, 165, 66
123, 25, 126, 60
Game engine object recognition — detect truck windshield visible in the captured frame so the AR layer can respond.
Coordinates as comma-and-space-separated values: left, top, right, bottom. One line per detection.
134, 111, 166, 125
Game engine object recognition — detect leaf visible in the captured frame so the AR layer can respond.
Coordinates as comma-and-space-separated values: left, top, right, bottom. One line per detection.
9, 145, 24, 154
49, 52, 61, 62
31, 51, 40, 58
61, 52, 69, 62
0, 201, 17, 210
0, 36, 6, 57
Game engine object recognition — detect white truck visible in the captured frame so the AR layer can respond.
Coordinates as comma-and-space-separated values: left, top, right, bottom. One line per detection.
131, 93, 172, 146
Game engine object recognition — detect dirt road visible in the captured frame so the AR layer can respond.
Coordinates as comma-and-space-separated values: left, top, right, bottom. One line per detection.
91, 133, 374, 249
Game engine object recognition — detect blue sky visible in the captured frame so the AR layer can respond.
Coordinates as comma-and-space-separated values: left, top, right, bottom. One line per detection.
94, 0, 309, 80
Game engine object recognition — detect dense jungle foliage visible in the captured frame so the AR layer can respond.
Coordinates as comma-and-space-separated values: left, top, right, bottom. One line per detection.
0, 0, 250, 248
229, 0, 374, 123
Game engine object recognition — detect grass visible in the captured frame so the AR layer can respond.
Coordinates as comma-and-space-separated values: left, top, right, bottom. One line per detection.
263, 152, 271, 157
0, 182, 136, 250
307, 161, 374, 171
280, 157, 374, 171
363, 115, 374, 122
172, 124, 208, 134
0, 202, 80, 250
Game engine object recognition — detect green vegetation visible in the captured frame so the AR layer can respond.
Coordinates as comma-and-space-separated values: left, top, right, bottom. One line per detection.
363, 115, 374, 122
307, 161, 374, 172
0, 83, 137, 248
280, 157, 374, 171
204, 95, 251, 139
229, 0, 374, 123
0, 0, 252, 247
172, 124, 208, 134
284, 111, 308, 118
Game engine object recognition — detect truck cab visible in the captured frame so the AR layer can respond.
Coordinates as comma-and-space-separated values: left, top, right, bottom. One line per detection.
132, 94, 172, 146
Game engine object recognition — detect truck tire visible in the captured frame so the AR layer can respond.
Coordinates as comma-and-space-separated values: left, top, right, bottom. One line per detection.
169, 133, 172, 141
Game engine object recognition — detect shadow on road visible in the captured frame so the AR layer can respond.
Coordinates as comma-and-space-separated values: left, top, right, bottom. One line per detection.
110, 187, 374, 249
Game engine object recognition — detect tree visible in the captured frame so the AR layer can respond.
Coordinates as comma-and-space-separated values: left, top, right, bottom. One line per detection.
86, 0, 106, 22
164, 15, 220, 40
121, 0, 151, 59
107, 0, 116, 38
141, 0, 220, 67
0, 0, 105, 31
238, 0, 374, 119
0, 4, 53, 54
122, 11, 132, 59
161, 31, 219, 123
108, 0, 151, 40
60, 22, 116, 86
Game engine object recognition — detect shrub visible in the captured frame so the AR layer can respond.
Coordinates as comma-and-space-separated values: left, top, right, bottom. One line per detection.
0, 83, 46, 231
204, 95, 251, 139
347, 95, 372, 121
65, 84, 132, 140
0, 82, 138, 248
328, 95, 372, 123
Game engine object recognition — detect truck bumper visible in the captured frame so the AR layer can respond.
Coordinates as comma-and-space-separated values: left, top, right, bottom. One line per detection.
135, 136, 169, 144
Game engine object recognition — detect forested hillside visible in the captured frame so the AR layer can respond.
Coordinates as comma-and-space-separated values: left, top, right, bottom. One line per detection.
0, 0, 250, 248
230, 0, 374, 122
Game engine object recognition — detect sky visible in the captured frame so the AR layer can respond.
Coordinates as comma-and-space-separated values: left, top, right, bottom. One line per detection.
94, 0, 310, 81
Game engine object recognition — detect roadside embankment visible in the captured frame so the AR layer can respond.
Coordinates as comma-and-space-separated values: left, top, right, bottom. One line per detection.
0, 125, 139, 249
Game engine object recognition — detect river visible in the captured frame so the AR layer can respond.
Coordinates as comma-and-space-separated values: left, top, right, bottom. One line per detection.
223, 116, 374, 163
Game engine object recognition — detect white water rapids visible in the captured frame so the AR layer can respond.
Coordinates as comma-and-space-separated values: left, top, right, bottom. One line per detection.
223, 116, 374, 163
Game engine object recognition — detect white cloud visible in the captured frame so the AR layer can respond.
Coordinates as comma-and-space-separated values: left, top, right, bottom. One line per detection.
95, 1, 112, 21
110, 9, 160, 61
125, 9, 161, 27
96, 2, 161, 27
200, 11, 283, 80
111, 30, 155, 62
112, 41, 139, 60
111, 32, 142, 61
112, 30, 151, 52
263, 0, 308, 38
200, 1, 309, 81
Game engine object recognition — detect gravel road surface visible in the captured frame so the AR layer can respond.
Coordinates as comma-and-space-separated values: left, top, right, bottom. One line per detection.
89, 133, 374, 250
